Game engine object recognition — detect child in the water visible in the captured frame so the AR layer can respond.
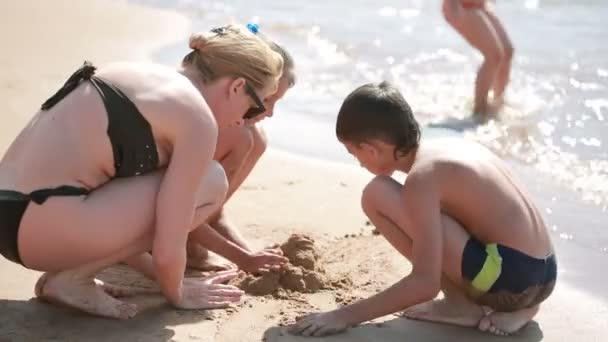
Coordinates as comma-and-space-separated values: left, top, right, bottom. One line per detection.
443, 0, 514, 118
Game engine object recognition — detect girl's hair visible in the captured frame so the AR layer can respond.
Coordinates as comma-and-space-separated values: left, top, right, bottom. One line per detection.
182, 24, 284, 90
267, 41, 296, 87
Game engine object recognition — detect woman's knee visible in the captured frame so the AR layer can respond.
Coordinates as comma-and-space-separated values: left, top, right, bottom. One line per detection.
196, 161, 228, 206
361, 176, 400, 216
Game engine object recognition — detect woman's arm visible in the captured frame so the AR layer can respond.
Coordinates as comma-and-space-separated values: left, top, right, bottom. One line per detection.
152, 103, 217, 307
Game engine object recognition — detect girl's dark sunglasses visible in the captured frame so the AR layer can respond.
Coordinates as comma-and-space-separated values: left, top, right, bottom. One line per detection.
243, 82, 266, 119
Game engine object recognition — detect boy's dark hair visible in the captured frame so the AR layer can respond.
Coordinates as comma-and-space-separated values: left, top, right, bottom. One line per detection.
336, 81, 421, 158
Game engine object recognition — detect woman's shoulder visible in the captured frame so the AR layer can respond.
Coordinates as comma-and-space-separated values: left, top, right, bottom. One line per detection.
96, 62, 187, 91
97, 62, 214, 126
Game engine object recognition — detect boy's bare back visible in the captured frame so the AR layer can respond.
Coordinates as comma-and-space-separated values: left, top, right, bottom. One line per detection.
408, 137, 553, 259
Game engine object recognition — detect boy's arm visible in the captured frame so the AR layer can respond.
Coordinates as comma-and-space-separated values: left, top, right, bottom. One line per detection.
290, 170, 444, 336
342, 172, 443, 322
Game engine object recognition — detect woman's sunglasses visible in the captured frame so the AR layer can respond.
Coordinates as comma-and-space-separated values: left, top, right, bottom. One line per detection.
243, 82, 266, 119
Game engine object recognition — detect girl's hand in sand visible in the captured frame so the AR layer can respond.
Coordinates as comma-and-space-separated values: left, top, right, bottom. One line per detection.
240, 250, 289, 273
263, 243, 284, 256
175, 270, 244, 310
288, 311, 350, 337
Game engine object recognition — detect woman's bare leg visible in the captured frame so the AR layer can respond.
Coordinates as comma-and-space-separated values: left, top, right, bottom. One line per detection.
443, 0, 505, 117
18, 162, 228, 318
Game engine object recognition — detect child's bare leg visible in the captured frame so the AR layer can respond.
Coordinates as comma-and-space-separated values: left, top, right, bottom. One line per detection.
443, 1, 504, 116
362, 176, 483, 327
188, 125, 268, 269
186, 240, 234, 271
403, 275, 485, 327
362, 176, 538, 333
210, 125, 267, 248
483, 5, 514, 106
21, 162, 228, 318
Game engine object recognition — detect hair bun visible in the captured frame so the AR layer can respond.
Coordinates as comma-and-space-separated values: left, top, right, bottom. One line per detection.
189, 33, 209, 50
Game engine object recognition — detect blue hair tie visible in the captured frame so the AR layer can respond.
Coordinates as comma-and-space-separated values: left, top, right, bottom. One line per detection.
246, 23, 260, 34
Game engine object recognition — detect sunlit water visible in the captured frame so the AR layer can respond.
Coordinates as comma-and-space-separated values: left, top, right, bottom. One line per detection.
136, 0, 607, 248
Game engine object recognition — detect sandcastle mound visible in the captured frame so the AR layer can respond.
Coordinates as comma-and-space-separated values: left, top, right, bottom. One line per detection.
231, 234, 330, 296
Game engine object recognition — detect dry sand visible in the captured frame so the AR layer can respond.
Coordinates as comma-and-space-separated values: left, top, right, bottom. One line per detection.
1, 1, 607, 342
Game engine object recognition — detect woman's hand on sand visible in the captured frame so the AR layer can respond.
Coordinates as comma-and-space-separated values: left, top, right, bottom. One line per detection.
240, 250, 289, 273
175, 270, 244, 310
288, 311, 350, 337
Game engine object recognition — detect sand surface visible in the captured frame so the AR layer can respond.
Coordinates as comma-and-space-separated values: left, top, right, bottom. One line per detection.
1, 1, 607, 341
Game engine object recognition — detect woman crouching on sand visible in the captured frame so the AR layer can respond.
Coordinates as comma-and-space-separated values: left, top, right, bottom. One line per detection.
186, 29, 297, 271
0, 24, 287, 319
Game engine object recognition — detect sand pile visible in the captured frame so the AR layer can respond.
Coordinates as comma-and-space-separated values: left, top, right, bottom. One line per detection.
232, 234, 330, 296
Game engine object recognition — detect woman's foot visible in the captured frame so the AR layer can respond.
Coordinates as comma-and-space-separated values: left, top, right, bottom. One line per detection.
34, 272, 137, 319
93, 278, 158, 297
478, 305, 539, 336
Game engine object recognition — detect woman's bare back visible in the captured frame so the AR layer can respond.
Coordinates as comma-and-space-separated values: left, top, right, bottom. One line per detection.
0, 62, 209, 193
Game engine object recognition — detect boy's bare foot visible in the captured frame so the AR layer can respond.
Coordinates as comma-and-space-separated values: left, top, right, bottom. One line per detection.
478, 305, 539, 335
34, 272, 137, 319
402, 298, 484, 327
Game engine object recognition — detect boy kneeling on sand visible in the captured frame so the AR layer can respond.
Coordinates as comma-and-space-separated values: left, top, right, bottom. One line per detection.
289, 81, 557, 337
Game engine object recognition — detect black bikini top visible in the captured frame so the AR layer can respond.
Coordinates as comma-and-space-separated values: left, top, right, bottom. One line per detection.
41, 61, 159, 178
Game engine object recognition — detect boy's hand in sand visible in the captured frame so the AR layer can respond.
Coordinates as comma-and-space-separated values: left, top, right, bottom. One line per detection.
240, 250, 289, 273
288, 311, 350, 337
175, 270, 244, 310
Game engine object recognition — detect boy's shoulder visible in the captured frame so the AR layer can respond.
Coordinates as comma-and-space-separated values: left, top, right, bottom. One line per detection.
410, 138, 499, 182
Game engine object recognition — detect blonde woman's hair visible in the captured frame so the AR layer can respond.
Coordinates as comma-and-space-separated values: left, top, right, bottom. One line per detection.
182, 24, 284, 90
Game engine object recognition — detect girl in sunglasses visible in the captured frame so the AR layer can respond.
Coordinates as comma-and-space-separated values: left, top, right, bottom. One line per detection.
0, 24, 287, 319
185, 29, 297, 272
